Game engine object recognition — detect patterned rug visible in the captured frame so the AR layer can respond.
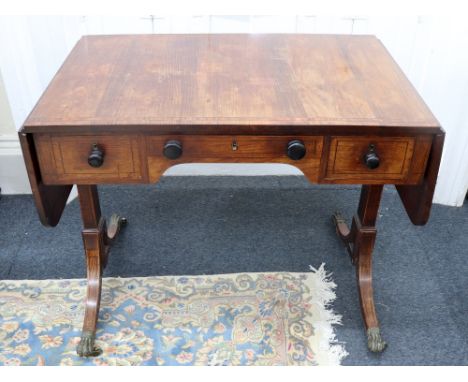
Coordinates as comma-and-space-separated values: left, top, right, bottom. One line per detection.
0, 265, 347, 366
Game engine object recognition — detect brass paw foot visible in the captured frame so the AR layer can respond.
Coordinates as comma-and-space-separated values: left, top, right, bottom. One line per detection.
367, 327, 387, 353
77, 331, 102, 357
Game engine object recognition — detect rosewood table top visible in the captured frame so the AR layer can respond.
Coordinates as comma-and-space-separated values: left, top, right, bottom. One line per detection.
23, 34, 441, 135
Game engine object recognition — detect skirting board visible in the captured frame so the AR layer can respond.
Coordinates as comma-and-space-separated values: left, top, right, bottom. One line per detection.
0, 135, 30, 194
0, 135, 301, 196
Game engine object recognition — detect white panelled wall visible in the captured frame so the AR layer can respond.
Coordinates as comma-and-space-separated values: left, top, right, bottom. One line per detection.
0, 15, 467, 205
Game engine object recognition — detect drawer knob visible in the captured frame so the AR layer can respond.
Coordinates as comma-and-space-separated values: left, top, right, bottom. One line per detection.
286, 140, 306, 160
88, 143, 104, 168
163, 140, 183, 160
364, 144, 380, 169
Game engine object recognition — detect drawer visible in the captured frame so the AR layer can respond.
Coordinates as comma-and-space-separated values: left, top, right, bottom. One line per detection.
146, 135, 324, 182
323, 136, 416, 183
147, 135, 322, 159
35, 134, 146, 184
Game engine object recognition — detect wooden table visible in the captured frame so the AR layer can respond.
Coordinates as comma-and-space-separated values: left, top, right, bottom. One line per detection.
19, 34, 444, 356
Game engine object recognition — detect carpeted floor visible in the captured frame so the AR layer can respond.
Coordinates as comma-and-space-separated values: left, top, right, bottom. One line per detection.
0, 176, 467, 365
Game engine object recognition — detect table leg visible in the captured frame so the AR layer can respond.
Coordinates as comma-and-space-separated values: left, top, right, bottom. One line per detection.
76, 185, 127, 357
332, 185, 387, 353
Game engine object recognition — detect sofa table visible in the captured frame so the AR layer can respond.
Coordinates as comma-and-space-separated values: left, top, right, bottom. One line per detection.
19, 34, 444, 356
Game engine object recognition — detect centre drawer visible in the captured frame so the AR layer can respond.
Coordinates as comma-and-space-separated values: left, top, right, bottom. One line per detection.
146, 135, 324, 183
147, 135, 322, 159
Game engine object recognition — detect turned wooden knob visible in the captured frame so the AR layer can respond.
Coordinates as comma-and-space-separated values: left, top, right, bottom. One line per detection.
364, 144, 380, 169
286, 140, 306, 160
88, 144, 104, 168
163, 140, 183, 159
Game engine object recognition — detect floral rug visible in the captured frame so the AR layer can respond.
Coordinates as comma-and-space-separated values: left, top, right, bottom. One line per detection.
0, 265, 347, 366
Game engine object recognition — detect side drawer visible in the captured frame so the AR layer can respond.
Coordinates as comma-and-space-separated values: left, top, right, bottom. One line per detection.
322, 136, 430, 184
35, 134, 146, 184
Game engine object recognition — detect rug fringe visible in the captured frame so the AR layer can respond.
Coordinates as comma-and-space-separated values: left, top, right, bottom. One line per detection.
306, 263, 348, 365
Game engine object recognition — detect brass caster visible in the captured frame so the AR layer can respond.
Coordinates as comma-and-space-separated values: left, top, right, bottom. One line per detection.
76, 331, 102, 357
367, 327, 387, 353
332, 211, 347, 225
332, 211, 355, 264
107, 214, 127, 241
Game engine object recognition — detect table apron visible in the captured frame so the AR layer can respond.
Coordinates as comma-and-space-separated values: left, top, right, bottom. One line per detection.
33, 133, 433, 186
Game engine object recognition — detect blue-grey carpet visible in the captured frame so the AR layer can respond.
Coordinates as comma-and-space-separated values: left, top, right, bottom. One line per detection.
0, 176, 467, 365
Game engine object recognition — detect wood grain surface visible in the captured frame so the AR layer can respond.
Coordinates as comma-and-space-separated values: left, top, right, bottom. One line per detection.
22, 34, 441, 135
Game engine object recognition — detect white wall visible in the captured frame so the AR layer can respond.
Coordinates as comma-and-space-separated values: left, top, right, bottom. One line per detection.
0, 15, 467, 206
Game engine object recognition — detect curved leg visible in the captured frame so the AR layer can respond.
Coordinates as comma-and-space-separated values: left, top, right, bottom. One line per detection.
354, 222, 387, 353
332, 185, 387, 353
76, 186, 126, 357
